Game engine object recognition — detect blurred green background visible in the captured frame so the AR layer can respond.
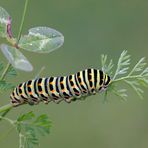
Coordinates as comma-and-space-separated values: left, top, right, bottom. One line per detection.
0, 0, 148, 148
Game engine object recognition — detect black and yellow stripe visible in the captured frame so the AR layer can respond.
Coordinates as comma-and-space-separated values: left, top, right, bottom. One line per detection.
10, 69, 111, 106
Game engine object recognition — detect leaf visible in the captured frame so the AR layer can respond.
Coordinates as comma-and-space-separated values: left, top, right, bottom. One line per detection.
0, 6, 10, 38
0, 80, 14, 91
141, 67, 148, 76
24, 131, 39, 148
0, 44, 33, 72
101, 54, 114, 75
128, 57, 146, 76
124, 80, 144, 99
18, 26, 64, 53
113, 50, 130, 80
16, 112, 52, 148
33, 114, 51, 135
0, 61, 4, 72
104, 50, 148, 101
17, 111, 35, 122
5, 65, 17, 78
135, 77, 148, 87
112, 87, 127, 101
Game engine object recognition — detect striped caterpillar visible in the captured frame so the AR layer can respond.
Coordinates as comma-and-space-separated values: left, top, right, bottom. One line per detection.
10, 69, 111, 106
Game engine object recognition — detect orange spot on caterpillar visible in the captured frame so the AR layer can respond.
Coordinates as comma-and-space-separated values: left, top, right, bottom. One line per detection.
51, 90, 55, 93
29, 92, 32, 95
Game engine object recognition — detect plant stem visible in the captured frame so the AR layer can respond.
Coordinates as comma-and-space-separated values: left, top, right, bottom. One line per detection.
0, 0, 30, 120
0, 116, 14, 124
0, 108, 11, 121
0, 62, 12, 117
0, 0, 30, 114
0, 63, 11, 81
19, 133, 25, 148
0, 103, 13, 114
35, 66, 45, 78
17, 0, 29, 44
112, 75, 147, 83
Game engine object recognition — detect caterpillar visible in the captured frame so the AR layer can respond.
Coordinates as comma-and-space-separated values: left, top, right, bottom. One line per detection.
10, 69, 111, 107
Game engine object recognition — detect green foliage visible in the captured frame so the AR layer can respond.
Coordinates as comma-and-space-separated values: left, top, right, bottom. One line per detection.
0, 6, 10, 38
0, 2, 61, 148
5, 65, 17, 77
0, 111, 51, 148
101, 50, 148, 100
0, 6, 64, 72
0, 61, 4, 72
0, 61, 17, 78
0, 1, 148, 148
0, 62, 16, 92
101, 54, 114, 76
1, 44, 33, 72
112, 50, 131, 80
0, 81, 15, 91
16, 111, 51, 148
19, 27, 64, 53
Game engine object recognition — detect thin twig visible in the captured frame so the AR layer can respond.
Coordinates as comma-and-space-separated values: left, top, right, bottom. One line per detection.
112, 75, 147, 83
0, 63, 11, 81
0, 103, 13, 114
0, 108, 11, 121
19, 133, 25, 148
35, 66, 45, 78
0, 115, 14, 124
16, 0, 29, 44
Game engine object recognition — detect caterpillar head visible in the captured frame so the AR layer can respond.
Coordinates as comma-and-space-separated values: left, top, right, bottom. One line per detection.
98, 73, 111, 92
103, 74, 111, 88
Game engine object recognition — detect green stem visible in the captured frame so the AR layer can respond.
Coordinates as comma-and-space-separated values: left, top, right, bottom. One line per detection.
0, 116, 14, 124
0, 108, 11, 121
0, 63, 11, 81
0, 0, 30, 118
19, 133, 25, 148
16, 0, 29, 44
112, 75, 146, 83
0, 103, 13, 114
35, 66, 45, 78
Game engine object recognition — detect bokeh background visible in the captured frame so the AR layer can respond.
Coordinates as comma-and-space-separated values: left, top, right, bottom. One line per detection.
0, 0, 148, 148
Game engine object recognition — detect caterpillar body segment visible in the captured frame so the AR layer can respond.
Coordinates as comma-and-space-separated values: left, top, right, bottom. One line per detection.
10, 69, 111, 106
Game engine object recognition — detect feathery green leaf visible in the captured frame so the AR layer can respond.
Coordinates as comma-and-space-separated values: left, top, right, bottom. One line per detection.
101, 50, 148, 100
113, 50, 130, 80
16, 111, 52, 148
0, 80, 15, 91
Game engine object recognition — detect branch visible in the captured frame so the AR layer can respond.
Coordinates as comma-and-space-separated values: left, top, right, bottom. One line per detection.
0, 63, 11, 80
0, 103, 13, 114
